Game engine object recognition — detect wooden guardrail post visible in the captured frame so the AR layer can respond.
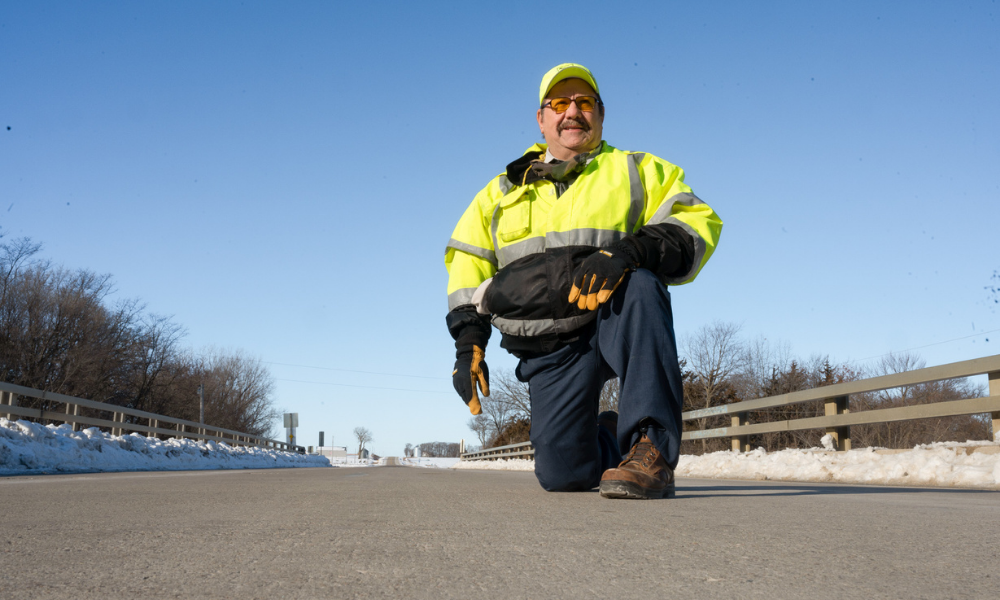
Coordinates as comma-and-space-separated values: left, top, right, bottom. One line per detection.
65, 403, 80, 432
1, 390, 12, 420
731, 413, 749, 452
824, 395, 851, 451
989, 370, 999, 442
176, 423, 184, 440
5, 391, 18, 421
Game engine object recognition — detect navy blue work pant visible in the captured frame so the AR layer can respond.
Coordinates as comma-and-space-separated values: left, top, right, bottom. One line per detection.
515, 270, 684, 492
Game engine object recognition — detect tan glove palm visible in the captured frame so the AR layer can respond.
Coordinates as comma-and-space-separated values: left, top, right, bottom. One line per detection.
452, 345, 489, 415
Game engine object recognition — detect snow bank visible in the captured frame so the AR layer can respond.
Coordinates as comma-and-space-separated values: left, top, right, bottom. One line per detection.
454, 442, 1000, 489
402, 457, 460, 468
325, 457, 374, 467
452, 458, 534, 471
0, 418, 330, 476
676, 442, 1000, 489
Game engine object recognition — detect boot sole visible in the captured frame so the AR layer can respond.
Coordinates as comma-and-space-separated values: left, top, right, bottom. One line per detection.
599, 480, 676, 500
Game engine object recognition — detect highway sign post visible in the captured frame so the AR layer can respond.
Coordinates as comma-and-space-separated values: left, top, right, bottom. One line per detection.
283, 413, 298, 447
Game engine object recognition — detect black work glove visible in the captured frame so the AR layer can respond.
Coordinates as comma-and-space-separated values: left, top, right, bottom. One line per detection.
453, 345, 489, 415
568, 241, 641, 311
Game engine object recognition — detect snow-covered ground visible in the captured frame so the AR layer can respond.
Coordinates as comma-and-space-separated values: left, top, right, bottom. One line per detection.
454, 438, 1000, 490
0, 418, 332, 476
453, 458, 534, 471
327, 457, 375, 467
401, 457, 460, 468
7, 415, 997, 489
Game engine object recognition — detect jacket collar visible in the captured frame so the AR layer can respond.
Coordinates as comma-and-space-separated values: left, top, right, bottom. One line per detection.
505, 142, 605, 187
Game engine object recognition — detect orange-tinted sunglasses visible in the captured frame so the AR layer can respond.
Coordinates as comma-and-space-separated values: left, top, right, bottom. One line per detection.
541, 95, 600, 113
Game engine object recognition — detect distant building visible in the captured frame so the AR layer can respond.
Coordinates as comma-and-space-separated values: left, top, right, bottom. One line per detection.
316, 446, 347, 458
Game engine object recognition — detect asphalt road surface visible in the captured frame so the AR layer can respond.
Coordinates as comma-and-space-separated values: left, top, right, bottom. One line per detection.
1, 463, 998, 599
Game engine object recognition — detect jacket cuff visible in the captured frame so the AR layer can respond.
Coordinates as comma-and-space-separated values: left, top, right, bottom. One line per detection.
631, 223, 696, 280
446, 305, 492, 355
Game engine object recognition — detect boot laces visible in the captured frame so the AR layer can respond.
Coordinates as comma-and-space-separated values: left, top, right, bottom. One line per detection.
624, 438, 656, 467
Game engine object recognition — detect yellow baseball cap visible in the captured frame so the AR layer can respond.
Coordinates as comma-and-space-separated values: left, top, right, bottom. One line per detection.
538, 63, 601, 106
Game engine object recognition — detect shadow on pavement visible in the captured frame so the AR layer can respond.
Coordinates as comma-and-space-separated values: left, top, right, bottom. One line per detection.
676, 482, 998, 498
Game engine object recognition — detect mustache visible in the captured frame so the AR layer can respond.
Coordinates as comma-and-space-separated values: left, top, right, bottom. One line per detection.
558, 117, 590, 133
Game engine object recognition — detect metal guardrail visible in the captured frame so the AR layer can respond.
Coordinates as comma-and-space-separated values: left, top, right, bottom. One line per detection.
0, 381, 304, 453
461, 440, 534, 461
461, 354, 1000, 460
687, 354, 1000, 452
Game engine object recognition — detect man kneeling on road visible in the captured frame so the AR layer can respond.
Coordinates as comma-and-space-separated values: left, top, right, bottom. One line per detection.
445, 64, 722, 499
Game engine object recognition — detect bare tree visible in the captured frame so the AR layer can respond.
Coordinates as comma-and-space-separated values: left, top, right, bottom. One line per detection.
0, 236, 281, 440
467, 414, 491, 447
0, 235, 43, 306
404, 443, 414, 458
682, 321, 745, 451
851, 352, 989, 449
418, 441, 460, 457
478, 392, 514, 446
489, 369, 531, 418
127, 314, 186, 415
460, 369, 536, 448
599, 378, 620, 413
198, 349, 280, 438
354, 426, 373, 456
472, 369, 527, 444
729, 335, 793, 401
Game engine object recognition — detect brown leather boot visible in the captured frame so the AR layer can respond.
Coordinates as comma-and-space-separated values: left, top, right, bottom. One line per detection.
599, 433, 675, 499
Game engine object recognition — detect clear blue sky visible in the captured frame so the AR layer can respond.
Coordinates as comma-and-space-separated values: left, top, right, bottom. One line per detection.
2, 1, 997, 456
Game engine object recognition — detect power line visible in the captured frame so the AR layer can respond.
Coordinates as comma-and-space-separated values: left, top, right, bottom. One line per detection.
263, 360, 449, 381
845, 327, 1000, 365
275, 377, 452, 395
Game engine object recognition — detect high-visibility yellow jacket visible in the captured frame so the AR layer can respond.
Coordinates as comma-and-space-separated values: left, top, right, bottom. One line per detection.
446, 141, 722, 356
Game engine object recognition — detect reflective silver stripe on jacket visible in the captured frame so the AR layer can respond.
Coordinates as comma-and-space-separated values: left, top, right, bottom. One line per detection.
626, 152, 646, 233
448, 288, 477, 311
545, 228, 625, 249
643, 191, 706, 283
496, 229, 629, 266
646, 192, 704, 226
489, 202, 503, 264
492, 312, 597, 338
498, 175, 513, 195
446, 238, 497, 268
498, 236, 546, 265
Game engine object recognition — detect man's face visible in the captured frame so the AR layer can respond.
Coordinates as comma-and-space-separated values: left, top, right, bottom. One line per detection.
536, 78, 604, 160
